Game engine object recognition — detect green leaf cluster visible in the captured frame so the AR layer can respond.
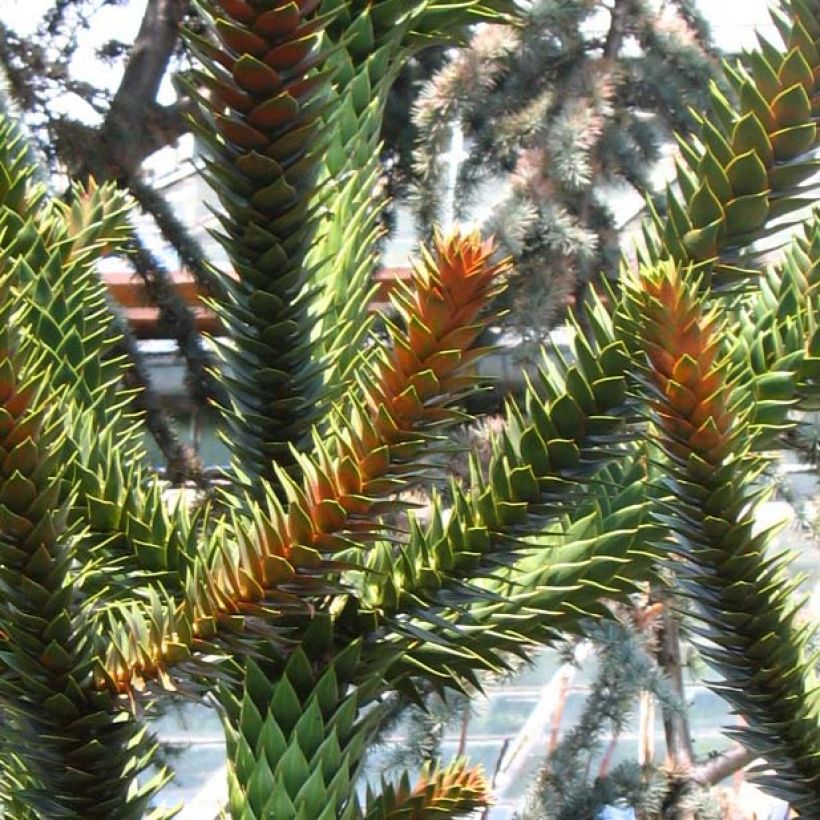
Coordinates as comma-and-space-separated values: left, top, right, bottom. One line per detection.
643, 0, 819, 288
0, 0, 817, 817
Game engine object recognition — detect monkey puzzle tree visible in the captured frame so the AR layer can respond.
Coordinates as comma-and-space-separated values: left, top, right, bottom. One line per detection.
0, 0, 226, 479
0, 1, 818, 819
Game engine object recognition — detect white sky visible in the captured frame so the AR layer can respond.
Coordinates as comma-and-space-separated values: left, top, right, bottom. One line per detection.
5, 0, 178, 118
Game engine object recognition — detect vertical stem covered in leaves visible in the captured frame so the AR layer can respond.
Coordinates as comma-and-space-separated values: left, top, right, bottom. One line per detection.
623, 260, 820, 813
182, 0, 336, 489
0, 273, 163, 819
126, 172, 224, 299
124, 231, 224, 410
108, 309, 205, 484
100, 230, 509, 694
308, 0, 519, 410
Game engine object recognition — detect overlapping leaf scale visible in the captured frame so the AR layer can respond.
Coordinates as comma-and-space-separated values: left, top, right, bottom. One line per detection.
219, 616, 380, 820
182, 0, 340, 487
374, 460, 660, 690
98, 496, 308, 698
0, 138, 217, 700
99, 231, 508, 695
273, 231, 507, 551
322, 0, 517, 59
788, 215, 820, 408
0, 752, 36, 820
43, 178, 134, 268
0, 168, 137, 471
0, 272, 167, 819
309, 4, 405, 391
348, 295, 660, 684
642, 0, 819, 290
356, 292, 633, 607
0, 177, 203, 607
69, 414, 203, 602
471, 458, 661, 638
729, 212, 819, 440
199, 232, 508, 610
13, 259, 124, 413
362, 758, 490, 819
308, 161, 384, 397
0, 118, 44, 224
622, 260, 820, 813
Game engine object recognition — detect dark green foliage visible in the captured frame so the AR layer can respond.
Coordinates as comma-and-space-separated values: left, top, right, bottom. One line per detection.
619, 255, 820, 813
0, 122, 166, 820
642, 0, 820, 286
181, 0, 338, 486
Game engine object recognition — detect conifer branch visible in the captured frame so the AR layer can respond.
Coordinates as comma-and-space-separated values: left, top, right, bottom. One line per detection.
622, 260, 820, 812
109, 314, 205, 484
0, 269, 166, 819
99, 229, 509, 694
123, 230, 224, 410
643, 0, 820, 288
126, 172, 224, 299
363, 759, 491, 819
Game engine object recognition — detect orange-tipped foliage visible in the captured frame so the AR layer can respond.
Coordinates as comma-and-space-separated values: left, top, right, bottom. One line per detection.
628, 262, 736, 469
102, 229, 509, 692
623, 262, 820, 813
182, 0, 335, 482
275, 228, 509, 556
411, 759, 491, 812
366, 759, 492, 819
373, 229, 508, 423
0, 283, 162, 816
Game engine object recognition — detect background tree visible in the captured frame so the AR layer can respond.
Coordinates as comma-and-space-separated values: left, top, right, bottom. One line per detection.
404, 8, 727, 808
518, 600, 756, 819
413, 0, 720, 348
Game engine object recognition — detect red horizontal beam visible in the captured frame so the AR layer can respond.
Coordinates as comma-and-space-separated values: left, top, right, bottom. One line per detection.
102, 267, 413, 338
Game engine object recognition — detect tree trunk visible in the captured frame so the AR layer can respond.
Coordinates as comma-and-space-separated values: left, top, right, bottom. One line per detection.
659, 603, 694, 771
657, 600, 696, 820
